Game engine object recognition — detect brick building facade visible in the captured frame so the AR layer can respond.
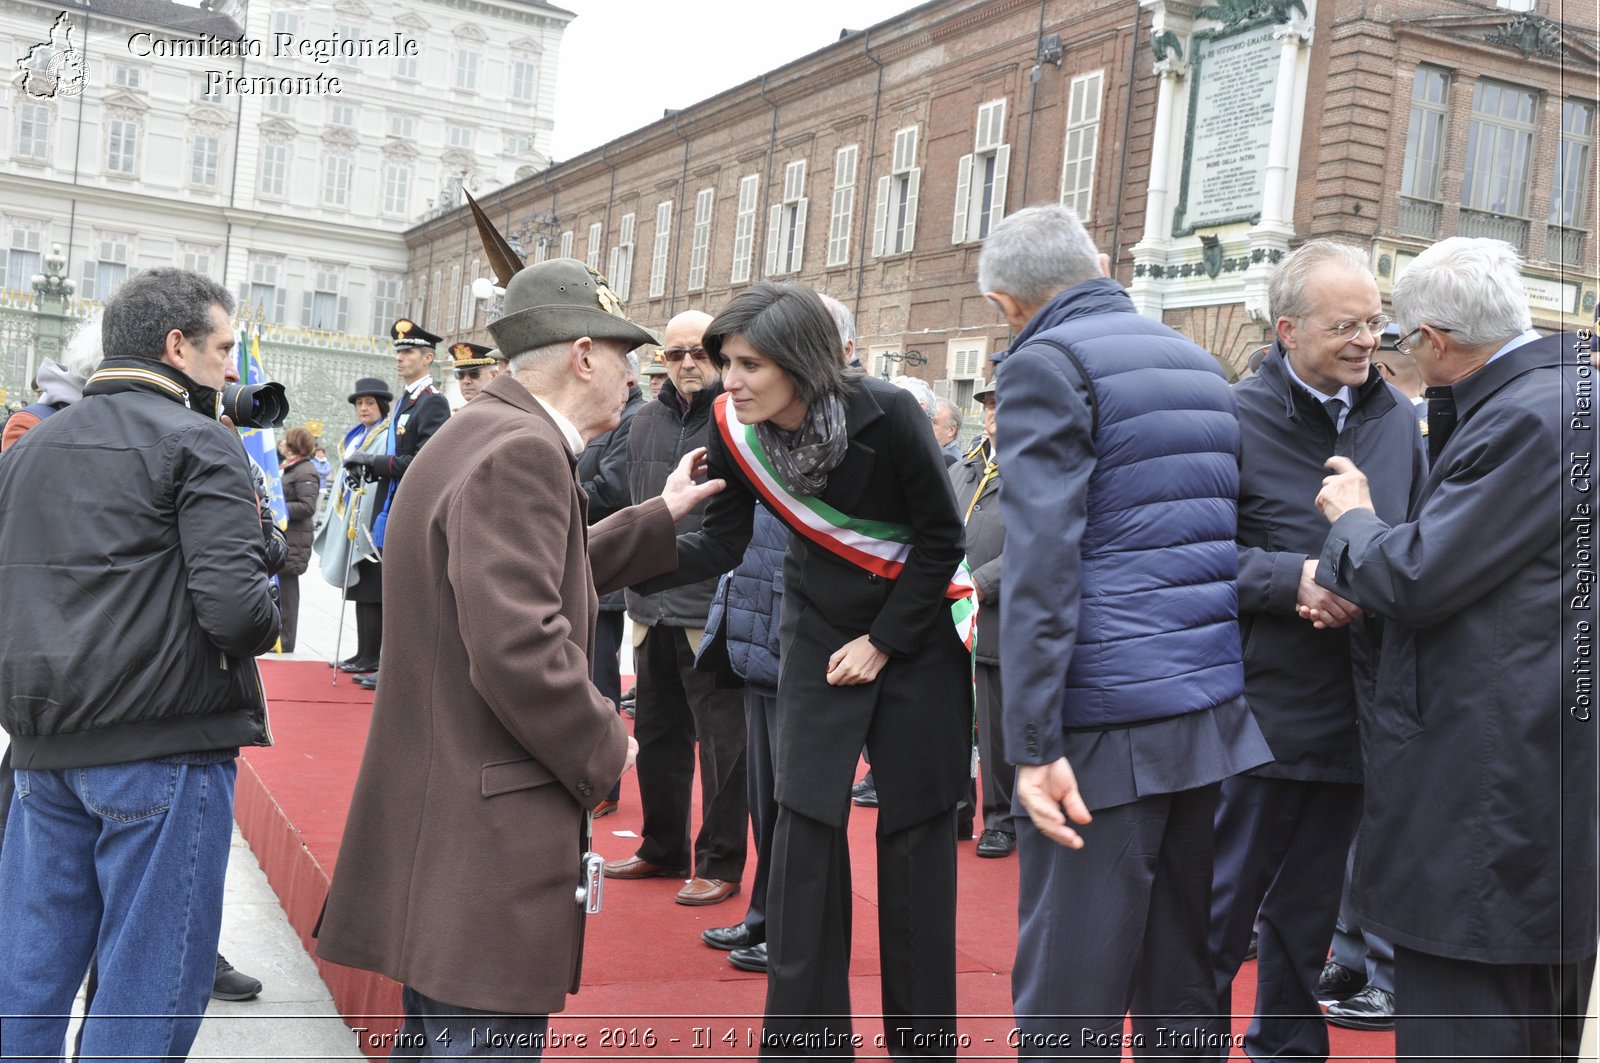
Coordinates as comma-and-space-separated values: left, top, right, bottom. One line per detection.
410, 0, 1597, 396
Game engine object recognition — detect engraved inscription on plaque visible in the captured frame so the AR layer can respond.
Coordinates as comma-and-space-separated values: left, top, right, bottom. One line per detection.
1173, 23, 1282, 235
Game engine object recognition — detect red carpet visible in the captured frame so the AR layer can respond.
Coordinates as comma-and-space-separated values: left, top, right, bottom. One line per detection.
243, 661, 1398, 1059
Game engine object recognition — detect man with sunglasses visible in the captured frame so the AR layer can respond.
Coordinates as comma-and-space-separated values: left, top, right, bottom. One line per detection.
606, 311, 749, 909
450, 341, 505, 404
1204, 240, 1426, 1058
1315, 237, 1596, 1061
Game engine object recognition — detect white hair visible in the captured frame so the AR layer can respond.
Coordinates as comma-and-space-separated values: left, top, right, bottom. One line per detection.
1391, 237, 1532, 347
1268, 241, 1371, 323
889, 375, 936, 420
506, 339, 573, 376
817, 293, 856, 349
63, 309, 106, 383
977, 205, 1102, 306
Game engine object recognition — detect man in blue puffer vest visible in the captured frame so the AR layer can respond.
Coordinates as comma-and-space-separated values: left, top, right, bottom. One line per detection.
983, 205, 1271, 1057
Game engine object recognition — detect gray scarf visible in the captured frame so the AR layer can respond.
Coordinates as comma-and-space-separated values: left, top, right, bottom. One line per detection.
754, 390, 848, 497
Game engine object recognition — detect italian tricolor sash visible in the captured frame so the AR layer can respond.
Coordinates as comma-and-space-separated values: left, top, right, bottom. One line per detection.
713, 392, 977, 649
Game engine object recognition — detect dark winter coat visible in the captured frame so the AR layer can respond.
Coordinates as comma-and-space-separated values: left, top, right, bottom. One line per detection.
1318, 332, 1598, 964
625, 379, 723, 626
643, 377, 969, 833
0, 359, 279, 769
949, 443, 1003, 665
1234, 345, 1426, 782
578, 385, 645, 612
280, 456, 320, 577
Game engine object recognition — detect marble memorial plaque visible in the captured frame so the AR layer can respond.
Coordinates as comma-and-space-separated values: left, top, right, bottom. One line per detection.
1174, 22, 1282, 234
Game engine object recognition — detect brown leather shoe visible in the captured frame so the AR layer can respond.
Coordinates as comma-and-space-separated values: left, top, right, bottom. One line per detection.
603, 855, 682, 880
675, 877, 740, 906
591, 800, 619, 818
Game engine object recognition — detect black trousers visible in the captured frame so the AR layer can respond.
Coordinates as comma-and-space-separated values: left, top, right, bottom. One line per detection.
974, 663, 1014, 832
1393, 945, 1594, 1063
1206, 775, 1362, 1061
591, 610, 624, 803
392, 985, 549, 1060
761, 803, 958, 1059
278, 573, 300, 652
741, 686, 778, 938
1013, 784, 1220, 1060
632, 625, 748, 881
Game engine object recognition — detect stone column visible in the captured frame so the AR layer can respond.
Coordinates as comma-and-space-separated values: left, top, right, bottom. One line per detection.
1243, 16, 1311, 323
1130, 0, 1198, 319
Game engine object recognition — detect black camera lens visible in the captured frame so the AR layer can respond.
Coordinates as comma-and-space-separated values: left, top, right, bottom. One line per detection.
217, 381, 289, 428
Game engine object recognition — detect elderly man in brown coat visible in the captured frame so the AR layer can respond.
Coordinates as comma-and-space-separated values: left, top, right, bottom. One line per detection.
316, 258, 724, 1057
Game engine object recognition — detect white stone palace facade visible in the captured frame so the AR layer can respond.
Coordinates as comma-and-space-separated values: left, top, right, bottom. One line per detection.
1, 0, 568, 345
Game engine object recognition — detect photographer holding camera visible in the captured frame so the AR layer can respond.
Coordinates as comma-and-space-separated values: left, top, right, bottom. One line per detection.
0, 269, 280, 1056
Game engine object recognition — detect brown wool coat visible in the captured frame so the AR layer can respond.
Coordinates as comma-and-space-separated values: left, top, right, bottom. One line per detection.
315, 372, 678, 1014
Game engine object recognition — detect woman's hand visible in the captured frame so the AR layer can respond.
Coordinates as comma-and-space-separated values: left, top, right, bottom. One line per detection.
826, 634, 888, 686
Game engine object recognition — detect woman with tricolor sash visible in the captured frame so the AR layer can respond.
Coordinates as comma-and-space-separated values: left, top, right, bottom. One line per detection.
314, 377, 393, 675
636, 282, 970, 1056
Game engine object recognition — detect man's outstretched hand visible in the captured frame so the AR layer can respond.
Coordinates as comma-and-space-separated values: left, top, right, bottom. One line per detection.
661, 447, 726, 522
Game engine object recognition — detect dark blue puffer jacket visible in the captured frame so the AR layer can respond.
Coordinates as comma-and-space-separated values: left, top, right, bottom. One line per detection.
1014, 278, 1244, 729
715, 504, 788, 692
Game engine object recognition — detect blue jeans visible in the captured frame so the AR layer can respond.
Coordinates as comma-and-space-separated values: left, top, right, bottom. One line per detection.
0, 758, 236, 1062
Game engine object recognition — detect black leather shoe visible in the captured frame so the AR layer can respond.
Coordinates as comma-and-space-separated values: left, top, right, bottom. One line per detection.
212, 953, 262, 1002
728, 942, 768, 973
851, 774, 878, 808
702, 923, 761, 951
1316, 960, 1367, 1002
336, 657, 377, 673
354, 671, 379, 690
1325, 986, 1394, 1030
976, 829, 1016, 857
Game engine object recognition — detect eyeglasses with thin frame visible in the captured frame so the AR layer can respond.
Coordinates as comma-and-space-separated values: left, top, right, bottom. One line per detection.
1314, 315, 1391, 342
662, 346, 709, 364
1395, 325, 1453, 357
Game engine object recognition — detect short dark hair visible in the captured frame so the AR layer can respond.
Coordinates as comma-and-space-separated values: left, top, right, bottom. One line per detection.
102, 268, 234, 363
703, 282, 859, 405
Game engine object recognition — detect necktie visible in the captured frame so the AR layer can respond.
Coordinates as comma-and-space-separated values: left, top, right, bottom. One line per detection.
1424, 387, 1456, 465
1324, 397, 1346, 432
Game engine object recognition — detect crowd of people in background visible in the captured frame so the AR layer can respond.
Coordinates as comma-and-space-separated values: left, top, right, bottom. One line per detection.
0, 203, 1593, 1063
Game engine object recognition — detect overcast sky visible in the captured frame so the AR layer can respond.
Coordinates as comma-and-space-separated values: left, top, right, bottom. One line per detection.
550, 0, 926, 161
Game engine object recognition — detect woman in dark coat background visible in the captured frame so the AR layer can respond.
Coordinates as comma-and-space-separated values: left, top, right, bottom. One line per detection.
277, 426, 320, 652
640, 282, 969, 1057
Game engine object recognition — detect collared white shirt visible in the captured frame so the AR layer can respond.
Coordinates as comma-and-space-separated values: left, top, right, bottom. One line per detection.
532, 395, 584, 457
1485, 329, 1542, 367
401, 375, 434, 401
1282, 357, 1356, 433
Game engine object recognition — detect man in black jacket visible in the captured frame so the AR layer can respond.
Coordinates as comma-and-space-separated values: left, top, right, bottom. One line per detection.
1205, 241, 1426, 1059
605, 310, 748, 907
578, 351, 645, 814
0, 268, 280, 1058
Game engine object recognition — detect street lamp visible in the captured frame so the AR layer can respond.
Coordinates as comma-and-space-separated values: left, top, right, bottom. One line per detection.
30, 244, 74, 300
876, 348, 926, 377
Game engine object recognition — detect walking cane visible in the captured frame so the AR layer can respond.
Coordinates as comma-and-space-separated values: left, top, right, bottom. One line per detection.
329, 475, 366, 686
